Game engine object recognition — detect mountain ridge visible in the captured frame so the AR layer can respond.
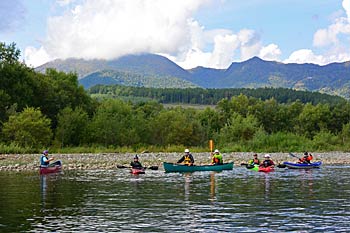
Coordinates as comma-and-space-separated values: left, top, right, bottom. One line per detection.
36, 54, 350, 98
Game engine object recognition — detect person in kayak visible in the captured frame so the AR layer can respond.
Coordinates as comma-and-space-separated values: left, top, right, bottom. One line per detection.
298, 152, 313, 164
40, 150, 55, 167
130, 155, 143, 168
248, 153, 260, 165
211, 149, 223, 165
259, 154, 275, 168
177, 149, 194, 166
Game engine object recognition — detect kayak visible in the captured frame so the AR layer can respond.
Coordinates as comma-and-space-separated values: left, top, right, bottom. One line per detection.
283, 161, 322, 169
40, 160, 62, 175
258, 166, 274, 172
246, 164, 259, 171
130, 167, 145, 174
163, 162, 234, 173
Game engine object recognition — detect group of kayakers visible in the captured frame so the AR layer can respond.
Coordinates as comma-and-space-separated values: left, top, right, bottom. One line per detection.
40, 149, 313, 169
247, 151, 314, 168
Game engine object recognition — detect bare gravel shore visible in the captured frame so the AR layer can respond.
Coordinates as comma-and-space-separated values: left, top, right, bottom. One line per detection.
0, 152, 349, 171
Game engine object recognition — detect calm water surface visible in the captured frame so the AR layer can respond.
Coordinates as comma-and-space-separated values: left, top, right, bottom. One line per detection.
1, 165, 350, 232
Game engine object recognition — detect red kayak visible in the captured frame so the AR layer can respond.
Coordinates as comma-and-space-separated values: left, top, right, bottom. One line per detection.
40, 161, 62, 175
258, 166, 274, 172
130, 167, 145, 174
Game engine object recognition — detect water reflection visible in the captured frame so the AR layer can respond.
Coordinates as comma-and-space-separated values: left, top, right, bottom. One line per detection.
1, 166, 350, 232
210, 172, 216, 202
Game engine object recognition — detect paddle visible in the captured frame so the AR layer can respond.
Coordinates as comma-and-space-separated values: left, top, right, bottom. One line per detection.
289, 152, 300, 159
117, 165, 158, 170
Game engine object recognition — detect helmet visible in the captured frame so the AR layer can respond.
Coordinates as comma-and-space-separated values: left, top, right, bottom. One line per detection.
134, 155, 139, 159
43, 150, 48, 154
185, 149, 190, 153
264, 154, 270, 158
214, 149, 219, 153
304, 152, 308, 155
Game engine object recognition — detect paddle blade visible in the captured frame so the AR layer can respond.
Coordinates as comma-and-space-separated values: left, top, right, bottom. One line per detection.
117, 165, 128, 169
149, 166, 159, 170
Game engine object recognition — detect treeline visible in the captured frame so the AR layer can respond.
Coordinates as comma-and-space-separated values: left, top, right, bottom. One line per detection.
88, 84, 347, 106
1, 42, 350, 153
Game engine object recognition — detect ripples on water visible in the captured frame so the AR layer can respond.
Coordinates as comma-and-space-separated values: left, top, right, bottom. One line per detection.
1, 166, 350, 232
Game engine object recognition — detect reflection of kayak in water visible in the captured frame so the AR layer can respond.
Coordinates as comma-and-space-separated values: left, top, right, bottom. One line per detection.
40, 160, 62, 174
258, 166, 274, 172
246, 164, 259, 171
283, 161, 322, 169
130, 167, 145, 174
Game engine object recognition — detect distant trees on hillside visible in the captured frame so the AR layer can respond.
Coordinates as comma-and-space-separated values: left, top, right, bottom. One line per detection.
89, 84, 346, 106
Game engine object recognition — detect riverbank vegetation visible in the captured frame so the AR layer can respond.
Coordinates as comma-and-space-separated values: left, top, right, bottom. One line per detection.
1, 42, 350, 154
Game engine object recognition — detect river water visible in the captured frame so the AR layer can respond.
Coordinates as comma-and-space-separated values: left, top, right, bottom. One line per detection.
1, 165, 350, 232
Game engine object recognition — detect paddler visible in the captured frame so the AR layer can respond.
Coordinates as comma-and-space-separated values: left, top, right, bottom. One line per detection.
177, 149, 194, 166
248, 153, 260, 165
298, 152, 313, 164
130, 155, 143, 168
40, 150, 55, 167
259, 154, 275, 168
211, 149, 223, 165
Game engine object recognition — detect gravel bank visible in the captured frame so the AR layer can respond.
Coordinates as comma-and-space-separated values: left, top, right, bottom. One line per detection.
0, 152, 349, 171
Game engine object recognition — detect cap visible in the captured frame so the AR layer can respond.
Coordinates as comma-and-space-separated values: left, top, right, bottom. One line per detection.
214, 149, 219, 153
185, 149, 190, 153
43, 150, 48, 154
134, 155, 139, 159
264, 154, 270, 158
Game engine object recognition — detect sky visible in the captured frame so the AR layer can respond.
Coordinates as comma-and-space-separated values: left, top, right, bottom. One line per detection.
1, 0, 350, 69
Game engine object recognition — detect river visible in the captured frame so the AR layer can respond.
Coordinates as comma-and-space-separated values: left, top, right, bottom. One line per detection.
1, 165, 350, 232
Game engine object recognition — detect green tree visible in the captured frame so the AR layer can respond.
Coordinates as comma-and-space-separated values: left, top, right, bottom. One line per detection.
54, 107, 89, 147
2, 107, 52, 148
88, 99, 139, 146
217, 113, 261, 144
150, 108, 205, 146
296, 103, 332, 138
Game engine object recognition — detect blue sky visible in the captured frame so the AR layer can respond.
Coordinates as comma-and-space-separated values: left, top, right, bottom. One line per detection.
1, 0, 350, 69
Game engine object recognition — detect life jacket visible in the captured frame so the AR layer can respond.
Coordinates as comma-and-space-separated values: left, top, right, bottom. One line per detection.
262, 159, 274, 167
300, 154, 313, 163
131, 161, 143, 168
40, 155, 49, 166
249, 158, 260, 165
183, 154, 192, 165
212, 153, 223, 165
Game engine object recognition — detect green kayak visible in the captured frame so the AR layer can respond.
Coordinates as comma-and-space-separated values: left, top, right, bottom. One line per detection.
163, 162, 234, 173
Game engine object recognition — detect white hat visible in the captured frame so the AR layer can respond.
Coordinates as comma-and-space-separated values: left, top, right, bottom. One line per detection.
214, 149, 219, 153
264, 154, 270, 158
185, 149, 190, 153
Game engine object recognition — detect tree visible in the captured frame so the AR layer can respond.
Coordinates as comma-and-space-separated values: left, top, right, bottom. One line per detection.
54, 107, 89, 147
217, 113, 261, 144
2, 107, 52, 148
0, 42, 20, 64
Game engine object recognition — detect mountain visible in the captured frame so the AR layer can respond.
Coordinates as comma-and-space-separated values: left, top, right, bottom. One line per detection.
36, 54, 350, 98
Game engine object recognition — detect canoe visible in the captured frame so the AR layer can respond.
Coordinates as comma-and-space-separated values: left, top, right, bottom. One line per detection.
163, 162, 233, 173
130, 167, 145, 174
283, 161, 322, 169
258, 166, 274, 172
40, 160, 62, 175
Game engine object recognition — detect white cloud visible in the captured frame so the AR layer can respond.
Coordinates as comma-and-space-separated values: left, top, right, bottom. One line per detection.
24, 46, 51, 67
259, 44, 281, 61
284, 49, 326, 64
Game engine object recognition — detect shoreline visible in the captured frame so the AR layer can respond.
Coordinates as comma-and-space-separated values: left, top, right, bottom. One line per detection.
1, 152, 350, 171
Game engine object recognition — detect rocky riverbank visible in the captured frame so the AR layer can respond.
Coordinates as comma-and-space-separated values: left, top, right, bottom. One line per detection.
0, 152, 349, 171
